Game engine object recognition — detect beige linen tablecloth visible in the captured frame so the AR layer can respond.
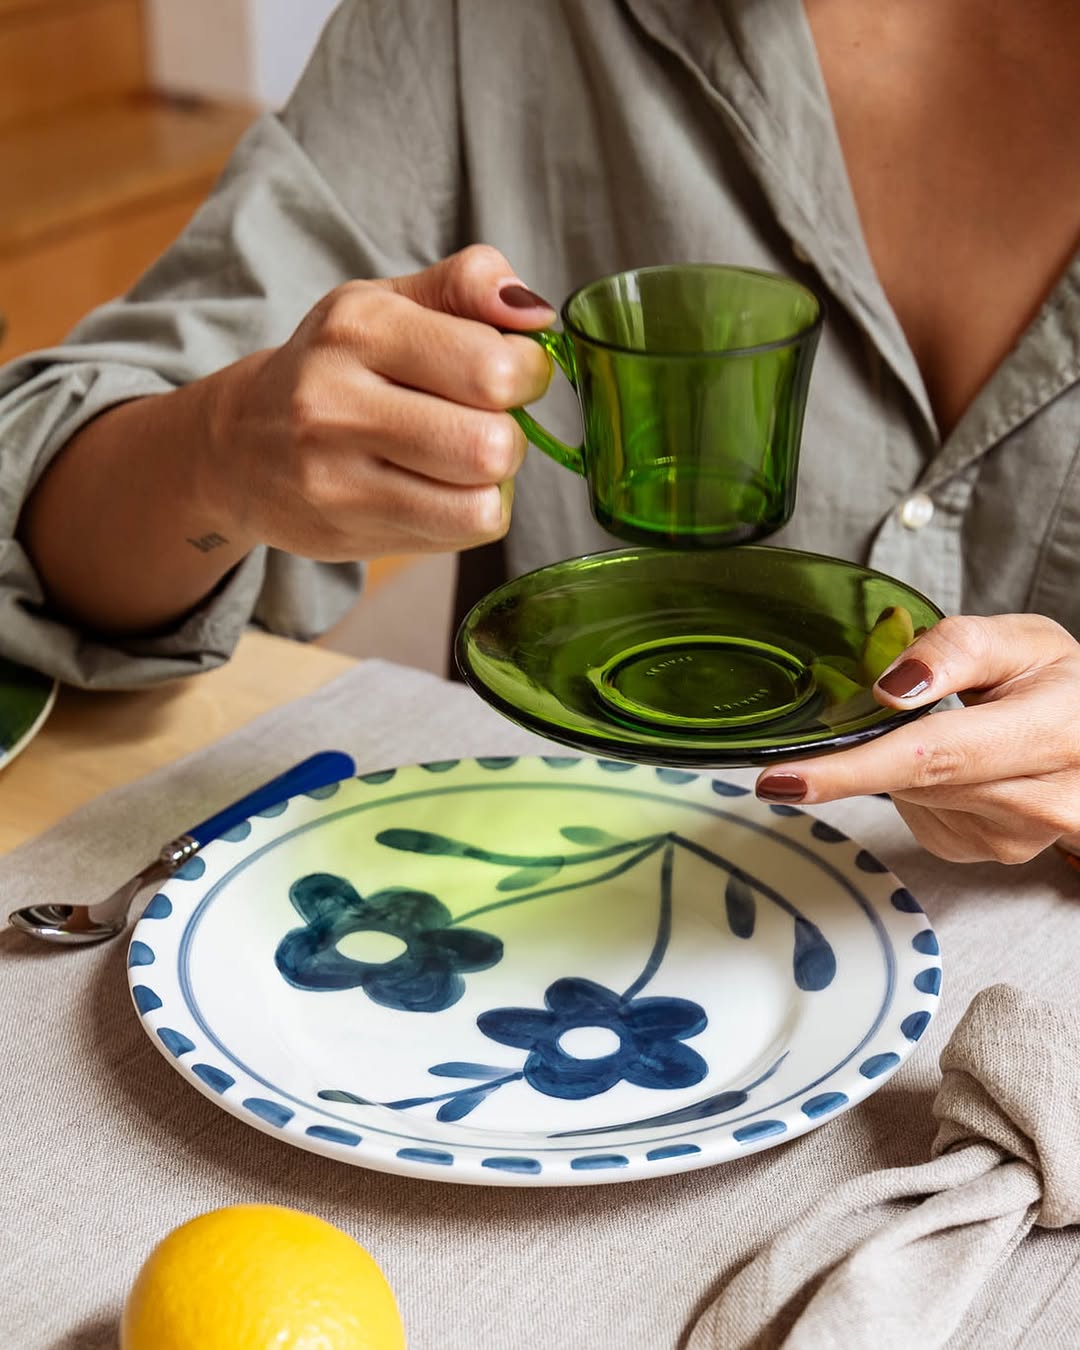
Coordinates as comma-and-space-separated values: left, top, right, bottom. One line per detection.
1, 660, 1078, 1350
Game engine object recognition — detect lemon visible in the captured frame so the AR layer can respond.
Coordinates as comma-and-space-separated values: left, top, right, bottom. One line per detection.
121, 1203, 406, 1350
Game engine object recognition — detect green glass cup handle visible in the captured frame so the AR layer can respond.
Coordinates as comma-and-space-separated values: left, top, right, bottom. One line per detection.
508, 328, 586, 476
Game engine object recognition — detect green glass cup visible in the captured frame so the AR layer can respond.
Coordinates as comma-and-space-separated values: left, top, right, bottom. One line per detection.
513, 264, 823, 548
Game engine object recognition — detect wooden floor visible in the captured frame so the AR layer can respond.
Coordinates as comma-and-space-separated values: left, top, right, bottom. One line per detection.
0, 0, 255, 361
0, 95, 256, 252
0, 0, 430, 614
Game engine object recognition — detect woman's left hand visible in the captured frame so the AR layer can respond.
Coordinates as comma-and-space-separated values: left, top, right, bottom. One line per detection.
754, 614, 1080, 864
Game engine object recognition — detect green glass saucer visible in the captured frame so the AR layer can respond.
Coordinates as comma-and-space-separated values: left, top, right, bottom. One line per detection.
455, 545, 944, 767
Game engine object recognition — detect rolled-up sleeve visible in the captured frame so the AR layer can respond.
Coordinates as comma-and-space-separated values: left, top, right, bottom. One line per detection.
0, 0, 466, 688
0, 110, 379, 688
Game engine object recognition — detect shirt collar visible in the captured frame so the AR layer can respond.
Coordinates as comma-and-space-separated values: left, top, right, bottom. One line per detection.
623, 0, 937, 435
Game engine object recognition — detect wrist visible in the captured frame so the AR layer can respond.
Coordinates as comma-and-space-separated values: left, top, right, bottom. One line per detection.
191, 353, 269, 553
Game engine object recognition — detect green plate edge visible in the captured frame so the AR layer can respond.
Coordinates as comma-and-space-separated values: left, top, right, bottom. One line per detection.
0, 655, 58, 768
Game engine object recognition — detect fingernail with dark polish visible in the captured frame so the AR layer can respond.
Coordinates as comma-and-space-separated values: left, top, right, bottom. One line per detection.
877, 658, 933, 700
756, 773, 807, 803
500, 283, 554, 310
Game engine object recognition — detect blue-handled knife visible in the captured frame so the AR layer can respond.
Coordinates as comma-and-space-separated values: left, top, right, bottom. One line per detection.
7, 750, 356, 947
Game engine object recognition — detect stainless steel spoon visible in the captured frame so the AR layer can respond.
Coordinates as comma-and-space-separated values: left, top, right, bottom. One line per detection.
7, 750, 356, 946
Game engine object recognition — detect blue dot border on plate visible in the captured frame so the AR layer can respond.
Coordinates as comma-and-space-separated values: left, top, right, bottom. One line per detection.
127, 756, 942, 1187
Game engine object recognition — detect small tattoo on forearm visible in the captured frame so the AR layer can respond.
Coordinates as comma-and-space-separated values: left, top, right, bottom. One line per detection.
186, 532, 229, 553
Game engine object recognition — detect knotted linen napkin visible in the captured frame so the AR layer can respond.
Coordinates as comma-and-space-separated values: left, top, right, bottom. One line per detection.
687, 984, 1080, 1349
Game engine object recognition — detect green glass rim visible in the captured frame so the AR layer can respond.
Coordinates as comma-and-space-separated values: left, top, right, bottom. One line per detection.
560, 263, 826, 360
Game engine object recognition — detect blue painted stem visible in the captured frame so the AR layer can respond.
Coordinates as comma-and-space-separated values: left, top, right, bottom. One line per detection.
672, 833, 809, 927
453, 837, 668, 925
621, 841, 675, 1001
377, 829, 660, 871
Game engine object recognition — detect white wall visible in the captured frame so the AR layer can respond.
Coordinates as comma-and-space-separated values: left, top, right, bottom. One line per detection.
144, 0, 340, 108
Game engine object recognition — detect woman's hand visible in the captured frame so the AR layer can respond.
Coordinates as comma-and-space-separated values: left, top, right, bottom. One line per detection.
754, 614, 1080, 864
210, 244, 555, 560
20, 245, 555, 634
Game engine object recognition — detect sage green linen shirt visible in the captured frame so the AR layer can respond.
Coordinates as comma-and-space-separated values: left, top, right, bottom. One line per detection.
1, 0, 1077, 687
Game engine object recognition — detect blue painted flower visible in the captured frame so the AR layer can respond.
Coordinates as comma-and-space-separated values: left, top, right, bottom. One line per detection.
477, 976, 707, 1100
275, 873, 502, 1013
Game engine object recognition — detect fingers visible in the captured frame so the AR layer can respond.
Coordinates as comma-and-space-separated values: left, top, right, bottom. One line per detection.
233, 247, 560, 562
872, 613, 1076, 708
754, 615, 1080, 804
893, 772, 1080, 835
342, 463, 512, 552
756, 697, 1068, 802
258, 436, 513, 557
291, 370, 528, 487
889, 799, 988, 864
895, 773, 1080, 863
891, 796, 1065, 866
307, 272, 554, 412
382, 243, 556, 332
750, 613, 1080, 866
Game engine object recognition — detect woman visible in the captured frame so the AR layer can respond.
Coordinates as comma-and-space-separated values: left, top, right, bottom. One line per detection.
2, 0, 1078, 863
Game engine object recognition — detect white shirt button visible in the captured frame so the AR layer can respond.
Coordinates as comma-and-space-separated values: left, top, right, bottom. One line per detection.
899, 492, 935, 531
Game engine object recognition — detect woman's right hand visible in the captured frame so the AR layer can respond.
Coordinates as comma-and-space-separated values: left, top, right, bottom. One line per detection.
18, 245, 555, 636
207, 243, 556, 560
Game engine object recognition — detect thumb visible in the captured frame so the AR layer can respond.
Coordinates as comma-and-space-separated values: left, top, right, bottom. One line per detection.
872, 613, 1075, 709
382, 244, 556, 331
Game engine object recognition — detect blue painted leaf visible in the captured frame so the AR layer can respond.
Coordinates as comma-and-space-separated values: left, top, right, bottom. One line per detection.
318, 1088, 372, 1105
551, 1052, 785, 1137
725, 875, 756, 939
436, 1084, 501, 1122
560, 826, 624, 846
376, 828, 470, 857
553, 1089, 749, 1136
793, 918, 836, 990
497, 863, 563, 891
429, 1062, 509, 1080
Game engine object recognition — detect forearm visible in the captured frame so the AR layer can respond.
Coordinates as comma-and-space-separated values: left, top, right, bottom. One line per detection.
15, 249, 554, 641
17, 362, 258, 636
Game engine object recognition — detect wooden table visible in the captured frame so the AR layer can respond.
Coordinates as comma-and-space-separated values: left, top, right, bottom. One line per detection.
0, 630, 354, 853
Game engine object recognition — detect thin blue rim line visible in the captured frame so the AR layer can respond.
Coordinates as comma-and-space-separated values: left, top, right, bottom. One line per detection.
158, 769, 916, 1154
